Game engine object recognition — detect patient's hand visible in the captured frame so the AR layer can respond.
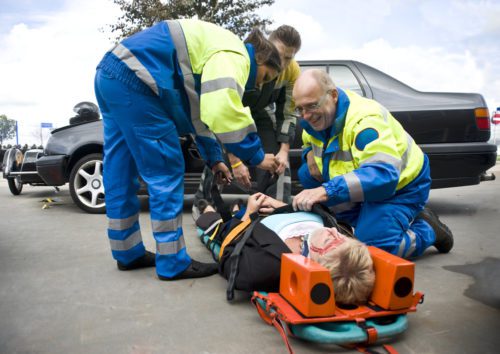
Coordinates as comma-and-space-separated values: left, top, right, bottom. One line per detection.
259, 195, 287, 214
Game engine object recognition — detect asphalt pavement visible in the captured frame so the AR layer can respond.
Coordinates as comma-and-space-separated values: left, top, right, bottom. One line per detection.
1, 164, 499, 354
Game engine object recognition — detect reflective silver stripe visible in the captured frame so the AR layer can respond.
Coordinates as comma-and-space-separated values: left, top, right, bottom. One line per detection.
280, 120, 291, 136
331, 150, 353, 162
201, 77, 244, 98
380, 106, 389, 123
109, 230, 142, 251
312, 144, 323, 158
361, 152, 402, 172
151, 214, 182, 233
397, 230, 417, 258
112, 44, 159, 95
166, 20, 214, 139
344, 171, 364, 202
202, 220, 223, 236
332, 202, 358, 213
401, 133, 414, 172
216, 124, 257, 144
156, 235, 186, 255
276, 173, 292, 202
108, 213, 139, 231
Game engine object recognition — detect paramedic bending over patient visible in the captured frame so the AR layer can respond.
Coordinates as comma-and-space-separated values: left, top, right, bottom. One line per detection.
199, 193, 375, 305
94, 19, 281, 281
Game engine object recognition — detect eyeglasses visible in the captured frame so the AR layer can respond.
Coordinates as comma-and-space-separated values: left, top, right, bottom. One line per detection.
294, 90, 332, 115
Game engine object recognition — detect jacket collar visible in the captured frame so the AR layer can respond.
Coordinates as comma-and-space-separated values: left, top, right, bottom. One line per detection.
300, 88, 350, 143
245, 43, 257, 90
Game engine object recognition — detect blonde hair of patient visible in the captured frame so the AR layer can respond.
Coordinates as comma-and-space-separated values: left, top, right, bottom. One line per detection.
309, 234, 375, 305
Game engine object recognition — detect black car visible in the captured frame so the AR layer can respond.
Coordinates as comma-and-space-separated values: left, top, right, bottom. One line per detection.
4, 60, 496, 213
2, 148, 45, 195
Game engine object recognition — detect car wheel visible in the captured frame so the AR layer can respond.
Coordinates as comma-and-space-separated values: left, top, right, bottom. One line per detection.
7, 177, 23, 195
69, 153, 106, 214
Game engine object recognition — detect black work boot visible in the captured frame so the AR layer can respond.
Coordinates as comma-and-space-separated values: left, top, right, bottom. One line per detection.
117, 251, 156, 270
417, 207, 454, 253
158, 260, 218, 281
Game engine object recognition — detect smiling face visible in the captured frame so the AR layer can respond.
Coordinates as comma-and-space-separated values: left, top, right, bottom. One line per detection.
293, 70, 339, 131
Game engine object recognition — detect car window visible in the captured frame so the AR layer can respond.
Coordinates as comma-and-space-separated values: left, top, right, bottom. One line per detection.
299, 65, 327, 72
328, 65, 364, 97
24, 152, 38, 164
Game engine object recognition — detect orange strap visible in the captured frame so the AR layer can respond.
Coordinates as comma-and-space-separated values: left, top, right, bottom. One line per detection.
218, 218, 252, 260
271, 315, 295, 354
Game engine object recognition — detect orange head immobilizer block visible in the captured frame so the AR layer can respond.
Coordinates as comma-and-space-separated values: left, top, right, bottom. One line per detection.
279, 254, 336, 317
368, 246, 415, 310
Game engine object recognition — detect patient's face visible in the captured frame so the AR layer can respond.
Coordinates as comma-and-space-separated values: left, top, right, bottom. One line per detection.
309, 227, 347, 256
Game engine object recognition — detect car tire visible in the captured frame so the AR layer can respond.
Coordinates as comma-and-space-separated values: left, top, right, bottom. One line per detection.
69, 153, 106, 214
7, 177, 23, 195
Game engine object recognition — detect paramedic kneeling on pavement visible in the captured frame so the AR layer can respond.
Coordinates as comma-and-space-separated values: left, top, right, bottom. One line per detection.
94, 19, 281, 280
291, 69, 454, 258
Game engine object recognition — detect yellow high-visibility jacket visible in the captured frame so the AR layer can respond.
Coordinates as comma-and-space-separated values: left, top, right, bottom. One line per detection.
301, 88, 424, 207
101, 19, 265, 166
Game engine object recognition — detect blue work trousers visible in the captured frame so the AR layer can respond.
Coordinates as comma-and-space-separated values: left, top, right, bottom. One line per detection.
94, 68, 191, 277
299, 157, 436, 258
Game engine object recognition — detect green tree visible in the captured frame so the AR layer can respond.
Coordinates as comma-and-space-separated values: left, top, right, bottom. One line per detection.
108, 0, 275, 40
0, 115, 16, 146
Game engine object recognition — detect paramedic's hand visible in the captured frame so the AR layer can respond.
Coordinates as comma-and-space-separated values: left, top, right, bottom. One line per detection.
275, 143, 289, 175
257, 154, 279, 174
307, 150, 322, 182
293, 187, 328, 211
228, 153, 252, 189
212, 162, 232, 185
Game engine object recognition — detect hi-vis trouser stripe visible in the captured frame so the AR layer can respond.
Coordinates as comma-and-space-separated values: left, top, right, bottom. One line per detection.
397, 229, 417, 258
157, 237, 186, 255
166, 20, 214, 139
108, 213, 142, 251
111, 44, 159, 95
109, 230, 142, 251
108, 213, 139, 230
152, 214, 186, 255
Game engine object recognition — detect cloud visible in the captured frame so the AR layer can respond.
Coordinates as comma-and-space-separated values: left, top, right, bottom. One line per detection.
1, 0, 499, 146
0, 0, 120, 145
269, 2, 498, 114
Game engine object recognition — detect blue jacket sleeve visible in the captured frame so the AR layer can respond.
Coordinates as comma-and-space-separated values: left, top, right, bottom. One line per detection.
223, 132, 265, 166
322, 162, 400, 205
194, 135, 224, 167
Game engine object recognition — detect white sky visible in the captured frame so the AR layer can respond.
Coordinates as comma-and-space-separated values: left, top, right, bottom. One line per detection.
1, 0, 500, 145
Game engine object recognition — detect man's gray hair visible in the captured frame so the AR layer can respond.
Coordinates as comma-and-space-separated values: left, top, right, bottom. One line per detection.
309, 69, 336, 93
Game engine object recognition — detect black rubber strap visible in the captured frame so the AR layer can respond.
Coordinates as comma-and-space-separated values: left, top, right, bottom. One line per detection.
226, 217, 259, 301
210, 175, 232, 222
